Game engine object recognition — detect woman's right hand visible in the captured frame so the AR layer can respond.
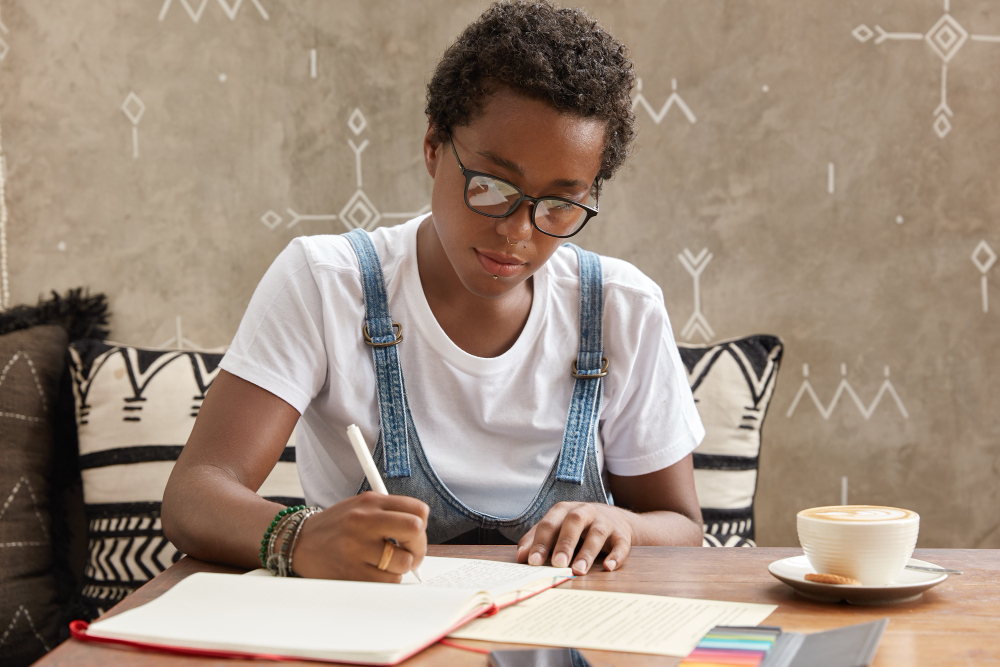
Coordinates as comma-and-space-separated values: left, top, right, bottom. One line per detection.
289, 492, 430, 582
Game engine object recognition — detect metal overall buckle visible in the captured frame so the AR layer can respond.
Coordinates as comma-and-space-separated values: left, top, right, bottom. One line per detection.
363, 322, 403, 347
571, 356, 610, 378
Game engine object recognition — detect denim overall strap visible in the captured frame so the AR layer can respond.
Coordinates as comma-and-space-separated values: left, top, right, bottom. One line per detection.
343, 229, 410, 477
556, 244, 606, 484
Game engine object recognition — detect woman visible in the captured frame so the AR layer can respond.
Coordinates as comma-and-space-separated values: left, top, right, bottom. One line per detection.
162, 0, 705, 582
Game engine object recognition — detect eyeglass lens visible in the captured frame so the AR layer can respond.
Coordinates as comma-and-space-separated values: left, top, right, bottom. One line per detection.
466, 175, 592, 236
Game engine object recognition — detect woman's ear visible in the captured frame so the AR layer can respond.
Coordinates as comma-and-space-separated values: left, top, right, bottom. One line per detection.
423, 122, 445, 179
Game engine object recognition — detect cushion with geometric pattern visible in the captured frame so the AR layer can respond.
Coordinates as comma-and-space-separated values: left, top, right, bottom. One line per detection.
678, 335, 783, 547
68, 340, 304, 619
0, 326, 68, 666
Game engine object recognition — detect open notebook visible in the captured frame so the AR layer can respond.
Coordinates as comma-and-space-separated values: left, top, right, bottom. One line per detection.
73, 557, 572, 665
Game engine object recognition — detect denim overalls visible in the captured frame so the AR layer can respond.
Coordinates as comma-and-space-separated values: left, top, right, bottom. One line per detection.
344, 229, 609, 544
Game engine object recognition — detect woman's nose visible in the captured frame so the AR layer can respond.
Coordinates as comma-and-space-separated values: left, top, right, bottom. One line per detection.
495, 200, 534, 243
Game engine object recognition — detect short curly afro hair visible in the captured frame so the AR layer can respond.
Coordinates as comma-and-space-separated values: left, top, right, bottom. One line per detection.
425, 0, 636, 186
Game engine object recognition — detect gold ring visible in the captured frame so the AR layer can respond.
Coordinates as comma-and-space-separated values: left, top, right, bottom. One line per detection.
376, 540, 395, 571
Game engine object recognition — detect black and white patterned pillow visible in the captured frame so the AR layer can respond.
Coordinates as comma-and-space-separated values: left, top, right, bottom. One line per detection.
678, 335, 783, 547
69, 340, 304, 618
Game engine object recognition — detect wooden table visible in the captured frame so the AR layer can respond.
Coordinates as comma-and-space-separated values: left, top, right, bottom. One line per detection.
39, 547, 1000, 666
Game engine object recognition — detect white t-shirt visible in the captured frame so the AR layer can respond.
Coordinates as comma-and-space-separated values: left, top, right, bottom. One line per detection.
221, 216, 704, 517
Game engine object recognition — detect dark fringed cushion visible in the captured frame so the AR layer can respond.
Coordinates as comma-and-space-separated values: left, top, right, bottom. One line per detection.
0, 289, 109, 666
0, 289, 110, 342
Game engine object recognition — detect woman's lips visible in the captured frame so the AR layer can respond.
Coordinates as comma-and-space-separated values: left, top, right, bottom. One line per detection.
476, 249, 525, 278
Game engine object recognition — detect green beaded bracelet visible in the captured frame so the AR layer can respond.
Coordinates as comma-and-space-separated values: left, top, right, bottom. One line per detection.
260, 504, 306, 567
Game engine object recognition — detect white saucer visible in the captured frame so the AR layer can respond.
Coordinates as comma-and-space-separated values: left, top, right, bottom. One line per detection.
768, 556, 948, 605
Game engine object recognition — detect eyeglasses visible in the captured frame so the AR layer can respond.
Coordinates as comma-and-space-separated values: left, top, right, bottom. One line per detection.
449, 138, 599, 239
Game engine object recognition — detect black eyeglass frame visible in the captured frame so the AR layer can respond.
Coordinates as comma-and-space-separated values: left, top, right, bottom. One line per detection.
448, 138, 600, 239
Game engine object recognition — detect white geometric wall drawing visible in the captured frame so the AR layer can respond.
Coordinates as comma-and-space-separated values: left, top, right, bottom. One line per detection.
632, 78, 697, 125
261, 108, 430, 232
155, 316, 227, 352
972, 240, 996, 313
827, 162, 835, 194
678, 248, 714, 341
853, 0, 1000, 138
158, 0, 270, 23
121, 92, 145, 160
0, 351, 48, 422
309, 48, 317, 79
786, 363, 909, 420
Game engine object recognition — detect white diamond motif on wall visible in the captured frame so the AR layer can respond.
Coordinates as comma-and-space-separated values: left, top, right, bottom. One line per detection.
259, 107, 428, 233
348, 108, 367, 136
121, 93, 146, 125
925, 13, 968, 62
853, 3, 1000, 139
852, 24, 874, 43
339, 190, 381, 230
260, 210, 282, 230
972, 240, 996, 314
121, 92, 146, 159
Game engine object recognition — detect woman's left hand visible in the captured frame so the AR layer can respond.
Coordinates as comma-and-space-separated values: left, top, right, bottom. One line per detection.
516, 502, 636, 575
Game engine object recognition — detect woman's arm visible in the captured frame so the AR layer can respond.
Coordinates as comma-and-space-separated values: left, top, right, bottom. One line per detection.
161, 369, 428, 581
516, 454, 702, 574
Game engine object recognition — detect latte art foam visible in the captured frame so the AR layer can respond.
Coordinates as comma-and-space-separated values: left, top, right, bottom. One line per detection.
798, 505, 917, 522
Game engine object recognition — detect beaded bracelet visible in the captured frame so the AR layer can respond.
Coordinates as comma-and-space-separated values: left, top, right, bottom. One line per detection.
267, 507, 320, 577
260, 505, 306, 568
268, 511, 307, 576
265, 509, 308, 575
286, 507, 322, 577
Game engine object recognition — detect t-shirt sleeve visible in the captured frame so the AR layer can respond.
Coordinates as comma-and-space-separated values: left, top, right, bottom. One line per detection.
220, 239, 328, 414
599, 280, 705, 477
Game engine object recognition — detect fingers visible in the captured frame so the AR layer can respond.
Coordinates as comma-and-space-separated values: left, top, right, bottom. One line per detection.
290, 493, 429, 581
550, 505, 596, 571
523, 503, 635, 574
524, 503, 573, 566
516, 527, 536, 563
368, 539, 415, 576
361, 491, 431, 524
354, 493, 428, 570
602, 533, 631, 572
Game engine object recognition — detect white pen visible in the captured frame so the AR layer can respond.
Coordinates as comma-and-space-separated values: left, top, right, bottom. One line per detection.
346, 424, 424, 583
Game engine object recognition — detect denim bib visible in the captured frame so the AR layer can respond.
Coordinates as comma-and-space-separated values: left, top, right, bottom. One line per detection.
345, 229, 608, 544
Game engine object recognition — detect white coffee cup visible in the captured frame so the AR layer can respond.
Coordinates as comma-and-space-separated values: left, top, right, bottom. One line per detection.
796, 505, 919, 586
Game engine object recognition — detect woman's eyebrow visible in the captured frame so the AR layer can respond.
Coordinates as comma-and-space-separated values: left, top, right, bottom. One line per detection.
475, 150, 591, 190
476, 149, 525, 177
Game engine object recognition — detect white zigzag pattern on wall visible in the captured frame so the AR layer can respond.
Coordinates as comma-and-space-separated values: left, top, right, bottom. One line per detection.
786, 363, 909, 420
0, 605, 50, 653
632, 78, 697, 124
157, 0, 269, 23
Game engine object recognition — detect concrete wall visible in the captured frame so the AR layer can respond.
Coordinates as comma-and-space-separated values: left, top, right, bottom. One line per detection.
1, 0, 998, 548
